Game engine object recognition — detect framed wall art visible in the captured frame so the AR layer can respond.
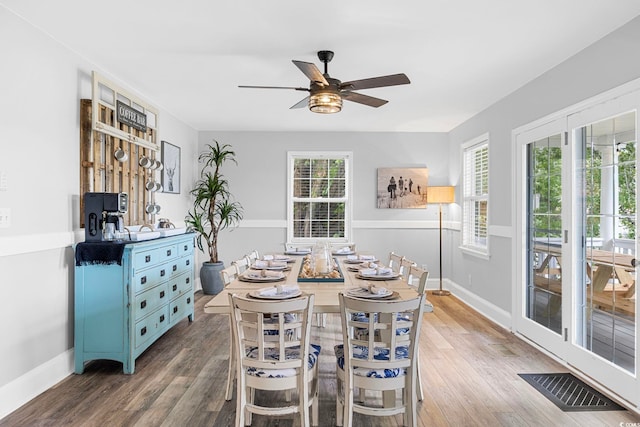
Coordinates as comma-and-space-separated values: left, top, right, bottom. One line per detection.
377, 167, 429, 209
161, 140, 181, 194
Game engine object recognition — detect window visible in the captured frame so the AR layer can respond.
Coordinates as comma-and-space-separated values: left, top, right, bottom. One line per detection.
461, 134, 489, 255
287, 152, 352, 243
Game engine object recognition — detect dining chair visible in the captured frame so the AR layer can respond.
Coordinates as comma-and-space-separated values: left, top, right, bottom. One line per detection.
220, 264, 240, 401
232, 257, 251, 275
228, 293, 320, 427
246, 249, 260, 262
388, 252, 405, 274
399, 258, 417, 280
406, 265, 430, 401
335, 292, 427, 427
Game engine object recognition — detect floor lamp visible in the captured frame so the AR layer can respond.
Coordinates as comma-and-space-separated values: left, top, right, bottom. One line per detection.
427, 186, 455, 296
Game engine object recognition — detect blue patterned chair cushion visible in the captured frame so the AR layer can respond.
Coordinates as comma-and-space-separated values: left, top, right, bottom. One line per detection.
334, 344, 408, 378
351, 312, 411, 337
245, 343, 321, 378
263, 313, 296, 336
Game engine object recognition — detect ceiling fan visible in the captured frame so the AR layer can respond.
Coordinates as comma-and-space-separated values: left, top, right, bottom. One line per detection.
239, 50, 410, 114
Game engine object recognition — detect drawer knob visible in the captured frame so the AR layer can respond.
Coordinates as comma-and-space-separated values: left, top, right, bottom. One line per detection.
160, 290, 165, 298
167, 249, 172, 256
187, 297, 191, 304
160, 314, 165, 322
160, 269, 166, 277
145, 255, 151, 263
141, 276, 147, 285
183, 245, 188, 251
173, 284, 178, 291
141, 327, 147, 336
141, 300, 147, 309
173, 306, 178, 314
186, 260, 190, 266
186, 277, 190, 284
172, 265, 177, 272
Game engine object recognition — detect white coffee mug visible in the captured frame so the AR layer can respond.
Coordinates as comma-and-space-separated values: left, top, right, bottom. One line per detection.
139, 156, 153, 168
145, 181, 157, 191
154, 182, 163, 192
114, 148, 128, 162
145, 203, 161, 214
155, 160, 163, 171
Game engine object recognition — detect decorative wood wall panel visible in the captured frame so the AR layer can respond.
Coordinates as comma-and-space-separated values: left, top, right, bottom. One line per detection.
80, 99, 160, 227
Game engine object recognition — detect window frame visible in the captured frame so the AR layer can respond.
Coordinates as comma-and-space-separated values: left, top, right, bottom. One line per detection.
286, 151, 353, 244
460, 133, 490, 257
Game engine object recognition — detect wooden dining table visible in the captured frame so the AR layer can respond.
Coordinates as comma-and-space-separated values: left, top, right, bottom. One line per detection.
203, 255, 433, 315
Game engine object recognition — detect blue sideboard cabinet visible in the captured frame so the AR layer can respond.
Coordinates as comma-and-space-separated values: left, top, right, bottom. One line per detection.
74, 233, 195, 374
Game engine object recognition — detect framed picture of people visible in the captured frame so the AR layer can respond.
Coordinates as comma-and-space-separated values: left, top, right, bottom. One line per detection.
161, 141, 181, 194
377, 167, 428, 208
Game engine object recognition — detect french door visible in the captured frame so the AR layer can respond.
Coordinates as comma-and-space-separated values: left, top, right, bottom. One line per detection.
515, 89, 640, 406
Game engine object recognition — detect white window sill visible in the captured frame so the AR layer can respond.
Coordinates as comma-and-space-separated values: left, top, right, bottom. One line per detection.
459, 245, 490, 260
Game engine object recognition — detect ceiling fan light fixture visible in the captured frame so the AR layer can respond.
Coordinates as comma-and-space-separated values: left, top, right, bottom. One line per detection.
309, 91, 342, 114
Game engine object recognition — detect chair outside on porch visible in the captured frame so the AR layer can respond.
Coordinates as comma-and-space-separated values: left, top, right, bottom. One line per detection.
335, 292, 427, 427
228, 293, 320, 426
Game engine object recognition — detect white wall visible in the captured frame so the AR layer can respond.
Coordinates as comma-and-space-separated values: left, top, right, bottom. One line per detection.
446, 15, 640, 316
0, 8, 197, 418
196, 131, 452, 272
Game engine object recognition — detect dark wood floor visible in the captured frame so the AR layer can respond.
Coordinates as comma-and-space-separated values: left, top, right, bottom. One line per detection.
2, 291, 639, 426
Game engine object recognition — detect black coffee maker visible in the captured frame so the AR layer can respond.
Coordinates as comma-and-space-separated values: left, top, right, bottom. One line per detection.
84, 192, 128, 242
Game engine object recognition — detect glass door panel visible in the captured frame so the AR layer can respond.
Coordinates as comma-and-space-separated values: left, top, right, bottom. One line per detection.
526, 134, 563, 334
575, 111, 636, 374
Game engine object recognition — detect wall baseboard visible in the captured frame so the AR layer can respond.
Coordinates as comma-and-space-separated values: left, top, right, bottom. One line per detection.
0, 349, 74, 420
430, 278, 512, 330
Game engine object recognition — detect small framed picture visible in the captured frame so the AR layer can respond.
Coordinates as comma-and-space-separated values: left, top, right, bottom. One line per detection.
377, 167, 429, 209
161, 141, 180, 194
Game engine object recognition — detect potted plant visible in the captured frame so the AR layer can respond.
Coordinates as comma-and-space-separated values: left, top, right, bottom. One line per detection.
186, 140, 243, 295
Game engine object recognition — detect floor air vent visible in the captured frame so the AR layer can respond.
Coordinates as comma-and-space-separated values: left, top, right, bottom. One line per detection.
518, 373, 625, 412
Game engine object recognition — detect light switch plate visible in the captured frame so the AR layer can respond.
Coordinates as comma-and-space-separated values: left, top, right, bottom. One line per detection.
0, 208, 10, 228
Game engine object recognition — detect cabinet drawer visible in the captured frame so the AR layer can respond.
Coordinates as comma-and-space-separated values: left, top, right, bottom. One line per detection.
178, 239, 193, 257
169, 293, 193, 325
134, 306, 169, 349
134, 283, 169, 321
168, 272, 192, 299
166, 256, 192, 278
133, 261, 172, 293
133, 244, 178, 269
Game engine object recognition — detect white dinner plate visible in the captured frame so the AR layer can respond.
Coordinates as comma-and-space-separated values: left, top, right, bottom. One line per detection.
343, 257, 379, 264
346, 287, 393, 299
332, 250, 355, 256
251, 263, 288, 271
239, 271, 286, 282
249, 287, 302, 299
356, 272, 401, 281
284, 250, 311, 255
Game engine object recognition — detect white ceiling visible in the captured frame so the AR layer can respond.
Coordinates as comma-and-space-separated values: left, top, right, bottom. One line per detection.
4, 1, 640, 132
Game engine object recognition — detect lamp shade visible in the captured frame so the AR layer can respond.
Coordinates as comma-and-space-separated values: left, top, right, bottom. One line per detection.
426, 186, 455, 204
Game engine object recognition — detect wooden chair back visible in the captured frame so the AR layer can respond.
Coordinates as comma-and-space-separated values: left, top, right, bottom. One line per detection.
388, 252, 405, 273
336, 292, 427, 427
228, 293, 319, 426
400, 258, 417, 279
220, 265, 238, 287
231, 257, 250, 274
407, 265, 429, 294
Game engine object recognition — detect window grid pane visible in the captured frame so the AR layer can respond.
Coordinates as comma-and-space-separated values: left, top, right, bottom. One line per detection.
291, 154, 349, 240
463, 139, 489, 251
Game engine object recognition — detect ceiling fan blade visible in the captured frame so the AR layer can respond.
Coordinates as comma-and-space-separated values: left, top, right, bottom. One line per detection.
340, 73, 410, 91
239, 85, 309, 91
341, 91, 388, 108
290, 96, 309, 109
292, 60, 329, 86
